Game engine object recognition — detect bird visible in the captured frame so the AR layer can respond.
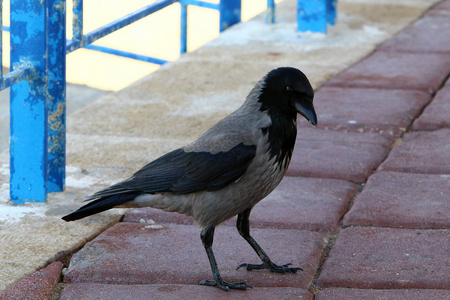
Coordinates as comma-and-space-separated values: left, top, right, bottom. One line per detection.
62, 67, 317, 291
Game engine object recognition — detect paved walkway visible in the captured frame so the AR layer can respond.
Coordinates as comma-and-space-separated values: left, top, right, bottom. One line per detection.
1, 1, 450, 299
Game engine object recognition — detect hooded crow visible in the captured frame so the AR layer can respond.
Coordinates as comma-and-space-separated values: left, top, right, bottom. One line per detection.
62, 67, 317, 291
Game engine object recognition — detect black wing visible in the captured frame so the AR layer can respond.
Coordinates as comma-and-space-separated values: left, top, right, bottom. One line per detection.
92, 142, 256, 198
62, 143, 256, 221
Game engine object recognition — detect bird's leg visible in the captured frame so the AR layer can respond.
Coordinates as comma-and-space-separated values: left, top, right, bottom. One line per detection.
198, 225, 253, 291
236, 208, 302, 273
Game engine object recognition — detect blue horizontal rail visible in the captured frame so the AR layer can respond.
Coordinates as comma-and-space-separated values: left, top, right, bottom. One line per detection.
180, 0, 219, 10
80, 43, 169, 65
3, 0, 338, 203
66, 0, 179, 53
0, 66, 35, 91
67, 0, 240, 63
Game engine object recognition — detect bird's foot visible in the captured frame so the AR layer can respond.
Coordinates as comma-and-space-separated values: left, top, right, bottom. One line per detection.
237, 262, 302, 274
199, 279, 253, 291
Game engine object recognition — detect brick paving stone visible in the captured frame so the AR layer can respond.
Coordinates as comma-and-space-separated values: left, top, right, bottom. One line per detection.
64, 223, 325, 289
298, 87, 430, 136
377, 15, 450, 54
0, 262, 63, 300
59, 283, 313, 300
428, 0, 450, 17
343, 172, 450, 229
240, 177, 358, 234
315, 288, 450, 300
317, 227, 450, 289
324, 51, 450, 93
124, 177, 358, 234
123, 207, 194, 225
288, 128, 392, 183
413, 86, 450, 130
379, 128, 450, 174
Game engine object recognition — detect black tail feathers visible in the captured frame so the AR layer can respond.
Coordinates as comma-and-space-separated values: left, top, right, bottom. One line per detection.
62, 192, 141, 221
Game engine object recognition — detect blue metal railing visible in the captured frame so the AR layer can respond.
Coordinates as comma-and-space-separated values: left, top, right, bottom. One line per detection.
67, 0, 241, 62
3, 0, 244, 204
297, 0, 337, 32
2, 0, 337, 203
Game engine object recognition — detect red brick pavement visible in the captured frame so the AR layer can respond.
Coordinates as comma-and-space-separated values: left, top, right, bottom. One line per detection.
315, 288, 450, 300
413, 86, 450, 130
343, 171, 450, 229
59, 283, 313, 300
299, 87, 431, 136
64, 223, 325, 289
317, 227, 450, 289
379, 128, 450, 174
287, 128, 392, 183
324, 51, 450, 93
0, 262, 63, 300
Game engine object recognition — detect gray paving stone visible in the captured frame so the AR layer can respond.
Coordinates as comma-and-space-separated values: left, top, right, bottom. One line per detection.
325, 51, 450, 93
64, 223, 325, 289
288, 128, 392, 183
378, 15, 450, 53
413, 86, 450, 130
124, 177, 358, 234
315, 288, 450, 300
59, 283, 313, 300
0, 262, 63, 300
343, 171, 450, 229
379, 128, 450, 174
299, 87, 430, 136
317, 227, 450, 289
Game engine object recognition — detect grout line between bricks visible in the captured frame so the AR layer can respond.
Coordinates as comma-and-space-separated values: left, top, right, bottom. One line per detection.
309, 230, 340, 294
51, 216, 126, 297
308, 179, 364, 293
339, 224, 450, 232
404, 74, 450, 134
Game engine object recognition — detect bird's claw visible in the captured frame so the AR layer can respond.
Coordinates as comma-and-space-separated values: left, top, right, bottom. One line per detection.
199, 279, 253, 291
237, 262, 302, 274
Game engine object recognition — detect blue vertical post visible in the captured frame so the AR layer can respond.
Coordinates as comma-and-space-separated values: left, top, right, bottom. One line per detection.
0, 0, 3, 78
72, 0, 83, 41
10, 0, 49, 202
266, 0, 275, 24
180, 2, 187, 54
297, 0, 327, 33
219, 0, 241, 32
326, 0, 337, 26
47, 0, 67, 192
10, 0, 66, 202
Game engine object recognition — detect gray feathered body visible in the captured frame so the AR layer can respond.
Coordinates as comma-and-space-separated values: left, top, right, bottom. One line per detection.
62, 67, 315, 229
132, 81, 295, 227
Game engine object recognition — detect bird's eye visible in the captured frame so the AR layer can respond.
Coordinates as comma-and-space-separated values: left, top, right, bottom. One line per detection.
286, 86, 292, 92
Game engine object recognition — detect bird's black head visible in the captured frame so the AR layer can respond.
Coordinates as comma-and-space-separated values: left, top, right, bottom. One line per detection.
259, 67, 317, 126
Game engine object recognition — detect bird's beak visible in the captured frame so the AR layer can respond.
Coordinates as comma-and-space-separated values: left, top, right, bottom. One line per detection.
295, 100, 317, 126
